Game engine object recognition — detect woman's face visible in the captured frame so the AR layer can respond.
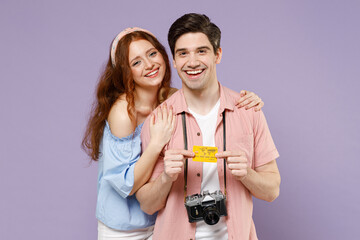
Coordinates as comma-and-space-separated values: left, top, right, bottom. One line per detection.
128, 39, 166, 89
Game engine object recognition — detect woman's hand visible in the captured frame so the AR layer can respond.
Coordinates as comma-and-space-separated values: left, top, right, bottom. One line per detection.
149, 103, 175, 149
235, 90, 264, 112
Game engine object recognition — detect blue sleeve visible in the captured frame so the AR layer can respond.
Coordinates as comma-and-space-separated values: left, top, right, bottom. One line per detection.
100, 127, 141, 198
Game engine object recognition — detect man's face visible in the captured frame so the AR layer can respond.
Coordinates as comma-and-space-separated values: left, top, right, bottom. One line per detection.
173, 32, 222, 92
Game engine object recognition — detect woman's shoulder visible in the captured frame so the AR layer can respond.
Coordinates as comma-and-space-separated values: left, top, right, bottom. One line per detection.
108, 98, 134, 138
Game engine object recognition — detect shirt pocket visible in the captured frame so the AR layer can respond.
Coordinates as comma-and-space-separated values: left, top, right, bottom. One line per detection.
226, 133, 254, 168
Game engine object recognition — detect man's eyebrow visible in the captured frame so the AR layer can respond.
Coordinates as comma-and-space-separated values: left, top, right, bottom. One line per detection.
197, 46, 211, 50
175, 48, 187, 54
175, 46, 211, 54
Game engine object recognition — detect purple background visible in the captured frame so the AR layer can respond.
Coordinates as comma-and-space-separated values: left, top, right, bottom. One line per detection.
1, 0, 359, 239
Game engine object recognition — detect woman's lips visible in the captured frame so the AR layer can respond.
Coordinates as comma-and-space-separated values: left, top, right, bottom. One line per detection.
145, 68, 159, 78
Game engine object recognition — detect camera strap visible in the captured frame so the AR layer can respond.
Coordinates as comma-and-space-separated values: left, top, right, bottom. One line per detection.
181, 111, 227, 202
182, 112, 188, 202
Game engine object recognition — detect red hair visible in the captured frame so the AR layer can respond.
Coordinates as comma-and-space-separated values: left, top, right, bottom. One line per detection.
82, 31, 172, 161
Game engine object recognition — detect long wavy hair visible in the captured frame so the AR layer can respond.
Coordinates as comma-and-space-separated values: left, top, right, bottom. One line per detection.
82, 31, 172, 161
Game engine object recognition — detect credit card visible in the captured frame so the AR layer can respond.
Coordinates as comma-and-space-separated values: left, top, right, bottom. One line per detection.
192, 146, 218, 163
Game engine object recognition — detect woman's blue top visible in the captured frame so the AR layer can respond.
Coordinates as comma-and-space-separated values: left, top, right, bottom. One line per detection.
96, 121, 157, 230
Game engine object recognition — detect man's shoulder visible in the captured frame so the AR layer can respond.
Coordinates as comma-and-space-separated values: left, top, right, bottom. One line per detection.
162, 88, 183, 105
221, 85, 241, 102
220, 85, 259, 126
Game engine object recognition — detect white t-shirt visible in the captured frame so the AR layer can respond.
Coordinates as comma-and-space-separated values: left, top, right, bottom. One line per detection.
188, 100, 228, 240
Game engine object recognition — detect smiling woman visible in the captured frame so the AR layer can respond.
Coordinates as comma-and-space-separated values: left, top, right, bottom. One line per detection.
82, 28, 176, 240
128, 39, 166, 90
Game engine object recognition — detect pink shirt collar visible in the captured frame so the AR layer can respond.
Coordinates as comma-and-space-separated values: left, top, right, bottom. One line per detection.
173, 82, 235, 115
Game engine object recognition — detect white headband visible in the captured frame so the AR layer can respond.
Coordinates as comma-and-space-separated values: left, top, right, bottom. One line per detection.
110, 27, 155, 67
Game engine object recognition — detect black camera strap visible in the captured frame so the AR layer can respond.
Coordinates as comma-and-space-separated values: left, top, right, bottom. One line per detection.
182, 112, 188, 202
181, 111, 227, 202
222, 112, 227, 196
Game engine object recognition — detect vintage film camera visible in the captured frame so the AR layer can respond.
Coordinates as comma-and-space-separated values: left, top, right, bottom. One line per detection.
185, 190, 227, 225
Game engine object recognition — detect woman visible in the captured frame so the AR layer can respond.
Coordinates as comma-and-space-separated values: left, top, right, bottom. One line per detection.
82, 27, 264, 239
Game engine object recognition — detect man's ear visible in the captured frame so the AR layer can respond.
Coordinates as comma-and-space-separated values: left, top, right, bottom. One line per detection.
173, 58, 176, 68
215, 47, 222, 64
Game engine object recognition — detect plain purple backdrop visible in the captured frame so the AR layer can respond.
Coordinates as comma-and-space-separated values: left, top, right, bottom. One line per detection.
1, 0, 359, 239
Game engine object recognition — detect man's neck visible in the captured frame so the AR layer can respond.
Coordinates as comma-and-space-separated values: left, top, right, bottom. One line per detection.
183, 81, 220, 115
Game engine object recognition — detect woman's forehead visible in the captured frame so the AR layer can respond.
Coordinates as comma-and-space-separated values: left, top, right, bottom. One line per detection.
128, 39, 156, 58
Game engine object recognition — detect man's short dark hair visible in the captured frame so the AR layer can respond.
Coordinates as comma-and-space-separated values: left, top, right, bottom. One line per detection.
168, 13, 221, 57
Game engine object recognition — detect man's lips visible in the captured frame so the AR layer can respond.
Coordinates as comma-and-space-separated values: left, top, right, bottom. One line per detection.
185, 69, 204, 75
145, 68, 159, 78
184, 69, 205, 78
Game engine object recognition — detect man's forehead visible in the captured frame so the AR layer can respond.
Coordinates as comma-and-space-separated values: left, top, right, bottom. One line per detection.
174, 32, 212, 51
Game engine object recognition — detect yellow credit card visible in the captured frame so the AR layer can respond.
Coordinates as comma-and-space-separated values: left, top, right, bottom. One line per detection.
192, 146, 218, 163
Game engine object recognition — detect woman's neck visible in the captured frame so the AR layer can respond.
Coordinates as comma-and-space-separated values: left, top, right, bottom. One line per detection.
133, 85, 159, 122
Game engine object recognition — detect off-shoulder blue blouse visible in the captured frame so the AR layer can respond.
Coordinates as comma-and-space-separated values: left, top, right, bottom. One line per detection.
96, 121, 156, 230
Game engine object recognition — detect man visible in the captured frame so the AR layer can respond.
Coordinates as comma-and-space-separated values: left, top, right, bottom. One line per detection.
136, 13, 280, 240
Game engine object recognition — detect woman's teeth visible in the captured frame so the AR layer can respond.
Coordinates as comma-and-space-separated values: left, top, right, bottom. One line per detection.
145, 69, 158, 77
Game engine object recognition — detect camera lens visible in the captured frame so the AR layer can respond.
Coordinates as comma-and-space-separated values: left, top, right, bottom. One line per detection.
203, 206, 220, 225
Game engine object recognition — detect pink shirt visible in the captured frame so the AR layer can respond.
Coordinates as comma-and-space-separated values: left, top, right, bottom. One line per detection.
141, 84, 279, 240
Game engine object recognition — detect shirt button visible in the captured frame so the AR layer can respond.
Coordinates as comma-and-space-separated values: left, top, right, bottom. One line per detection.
197, 132, 200, 136
197, 173, 201, 177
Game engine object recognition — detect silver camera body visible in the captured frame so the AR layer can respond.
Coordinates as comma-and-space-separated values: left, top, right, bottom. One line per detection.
184, 190, 227, 225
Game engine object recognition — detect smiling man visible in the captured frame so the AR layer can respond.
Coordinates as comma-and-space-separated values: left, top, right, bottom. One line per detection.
136, 13, 281, 240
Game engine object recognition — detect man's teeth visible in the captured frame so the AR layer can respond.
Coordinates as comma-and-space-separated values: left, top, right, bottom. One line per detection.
186, 70, 203, 75
146, 69, 158, 77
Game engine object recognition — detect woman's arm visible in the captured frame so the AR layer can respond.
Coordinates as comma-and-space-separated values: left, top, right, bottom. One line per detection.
108, 101, 175, 196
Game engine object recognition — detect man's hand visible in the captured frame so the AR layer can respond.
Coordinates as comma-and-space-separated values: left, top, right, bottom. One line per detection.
216, 150, 248, 181
163, 149, 195, 182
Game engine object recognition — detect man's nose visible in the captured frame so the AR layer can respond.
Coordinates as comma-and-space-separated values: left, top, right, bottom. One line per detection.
187, 53, 200, 68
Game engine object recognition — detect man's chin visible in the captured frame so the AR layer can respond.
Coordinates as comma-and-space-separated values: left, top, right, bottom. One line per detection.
182, 81, 205, 91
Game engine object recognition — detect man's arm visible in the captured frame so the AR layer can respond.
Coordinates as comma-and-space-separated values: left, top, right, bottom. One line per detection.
234, 105, 280, 201
216, 151, 280, 202
241, 159, 280, 202
136, 149, 195, 215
